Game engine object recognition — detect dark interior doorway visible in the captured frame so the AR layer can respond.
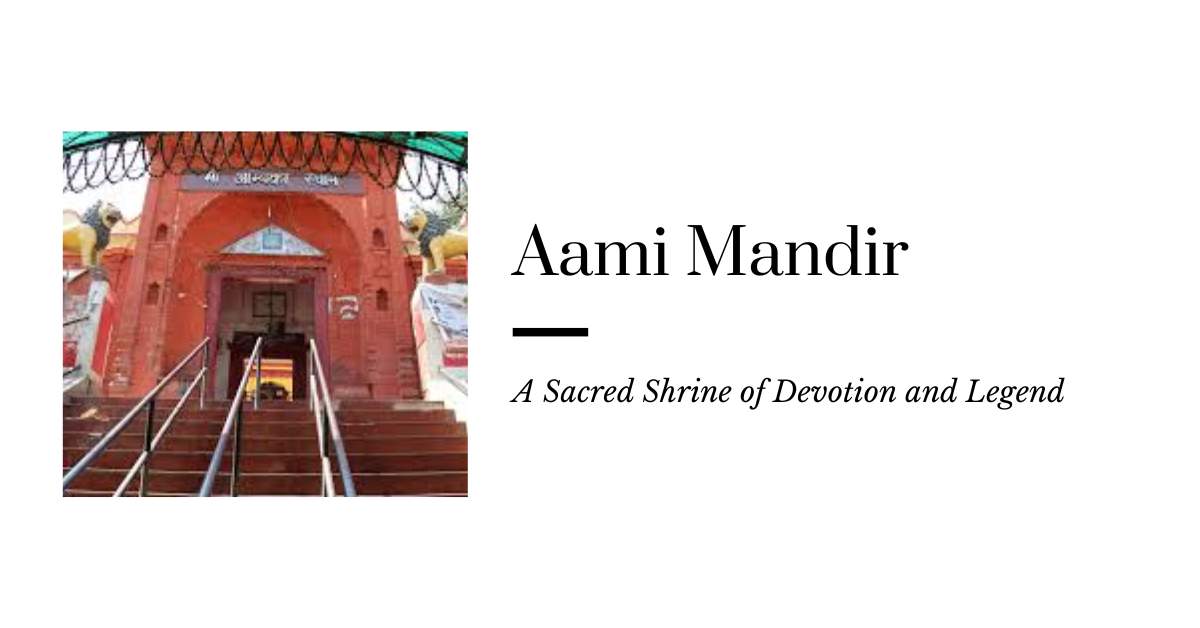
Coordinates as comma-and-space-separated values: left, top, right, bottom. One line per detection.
227, 331, 309, 400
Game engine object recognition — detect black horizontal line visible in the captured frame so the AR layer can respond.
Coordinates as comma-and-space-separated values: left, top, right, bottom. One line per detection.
513, 327, 588, 337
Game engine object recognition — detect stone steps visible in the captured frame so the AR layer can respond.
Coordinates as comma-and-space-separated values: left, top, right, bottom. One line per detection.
62, 397, 467, 496
64, 406, 458, 423
63, 417, 466, 437
64, 431, 468, 454
62, 448, 467, 473
64, 397, 445, 412
65, 467, 467, 496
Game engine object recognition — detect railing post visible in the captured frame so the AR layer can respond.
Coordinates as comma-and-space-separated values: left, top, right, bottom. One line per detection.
139, 396, 156, 497
316, 402, 327, 496
323, 407, 333, 496
253, 343, 262, 410
318, 403, 328, 458
199, 341, 209, 410
311, 373, 319, 430
231, 401, 243, 497
322, 410, 331, 459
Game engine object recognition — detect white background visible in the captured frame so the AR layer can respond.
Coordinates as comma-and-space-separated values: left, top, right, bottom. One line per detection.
4, 1, 1199, 626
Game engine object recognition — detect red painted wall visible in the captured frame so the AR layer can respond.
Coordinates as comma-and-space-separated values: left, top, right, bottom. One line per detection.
104, 157, 422, 400
64, 247, 132, 376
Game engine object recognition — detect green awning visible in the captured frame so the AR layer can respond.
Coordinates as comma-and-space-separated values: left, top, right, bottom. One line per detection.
62, 131, 467, 200
340, 132, 466, 166
62, 131, 467, 168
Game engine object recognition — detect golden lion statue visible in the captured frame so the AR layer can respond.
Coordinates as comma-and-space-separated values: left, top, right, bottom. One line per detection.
63, 200, 124, 277
405, 208, 467, 276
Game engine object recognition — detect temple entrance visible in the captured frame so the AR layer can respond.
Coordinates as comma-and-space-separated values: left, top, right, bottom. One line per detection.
207, 269, 327, 401
121, 185, 407, 402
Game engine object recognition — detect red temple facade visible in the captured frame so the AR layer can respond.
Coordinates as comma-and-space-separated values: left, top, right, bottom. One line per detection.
101, 157, 426, 401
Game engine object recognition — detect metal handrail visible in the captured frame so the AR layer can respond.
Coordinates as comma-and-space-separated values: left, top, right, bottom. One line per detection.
309, 338, 356, 496
113, 367, 206, 496
198, 336, 263, 496
63, 337, 210, 493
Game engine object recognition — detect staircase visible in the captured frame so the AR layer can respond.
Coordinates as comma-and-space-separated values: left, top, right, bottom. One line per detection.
63, 397, 467, 496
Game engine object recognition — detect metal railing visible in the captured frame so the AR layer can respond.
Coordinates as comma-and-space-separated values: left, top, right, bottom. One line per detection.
63, 337, 210, 494
198, 337, 263, 496
309, 338, 356, 496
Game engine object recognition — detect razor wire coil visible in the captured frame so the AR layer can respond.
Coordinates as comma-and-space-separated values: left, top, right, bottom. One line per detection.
63, 132, 467, 202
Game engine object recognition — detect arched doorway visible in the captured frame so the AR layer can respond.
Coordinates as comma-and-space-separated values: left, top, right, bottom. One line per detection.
164, 191, 363, 401
208, 264, 325, 401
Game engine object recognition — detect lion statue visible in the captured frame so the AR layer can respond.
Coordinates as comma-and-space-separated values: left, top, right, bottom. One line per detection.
405, 208, 467, 277
63, 200, 124, 278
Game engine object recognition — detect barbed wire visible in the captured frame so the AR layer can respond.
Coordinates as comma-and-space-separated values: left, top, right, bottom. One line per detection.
62, 132, 467, 202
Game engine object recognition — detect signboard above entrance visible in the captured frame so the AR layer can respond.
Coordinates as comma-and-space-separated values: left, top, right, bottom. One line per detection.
181, 169, 365, 195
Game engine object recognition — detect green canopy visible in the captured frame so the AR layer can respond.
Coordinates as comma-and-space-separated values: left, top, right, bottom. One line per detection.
62, 131, 467, 200
62, 131, 467, 168
341, 132, 466, 166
